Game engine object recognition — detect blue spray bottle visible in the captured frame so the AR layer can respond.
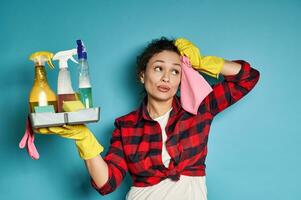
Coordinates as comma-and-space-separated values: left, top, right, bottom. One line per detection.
76, 40, 93, 108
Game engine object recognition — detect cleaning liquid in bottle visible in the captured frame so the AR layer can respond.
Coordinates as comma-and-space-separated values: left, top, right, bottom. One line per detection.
29, 51, 57, 113
53, 49, 78, 112
77, 40, 93, 108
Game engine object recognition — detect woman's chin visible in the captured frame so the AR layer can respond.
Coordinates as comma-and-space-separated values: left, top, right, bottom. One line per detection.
149, 93, 174, 102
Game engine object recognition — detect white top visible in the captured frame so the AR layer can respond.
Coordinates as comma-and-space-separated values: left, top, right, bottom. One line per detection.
126, 109, 207, 200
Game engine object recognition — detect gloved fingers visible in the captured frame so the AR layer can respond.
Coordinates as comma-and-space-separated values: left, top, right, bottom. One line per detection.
187, 55, 203, 70
63, 125, 86, 134
59, 125, 89, 140
48, 126, 69, 134
175, 38, 202, 68
175, 38, 195, 50
35, 128, 52, 134
36, 126, 72, 134
63, 124, 86, 131
19, 131, 29, 149
49, 126, 83, 138
60, 132, 85, 140
20, 117, 31, 148
59, 128, 87, 139
27, 132, 40, 160
175, 38, 201, 54
27, 143, 39, 159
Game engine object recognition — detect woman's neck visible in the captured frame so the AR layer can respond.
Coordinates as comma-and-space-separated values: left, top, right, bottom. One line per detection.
146, 96, 173, 119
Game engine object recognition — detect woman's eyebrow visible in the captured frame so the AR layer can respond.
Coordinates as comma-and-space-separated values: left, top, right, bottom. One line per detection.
153, 60, 165, 63
173, 63, 181, 67
153, 60, 181, 66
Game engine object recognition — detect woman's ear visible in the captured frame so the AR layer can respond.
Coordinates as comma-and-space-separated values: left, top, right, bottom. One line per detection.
140, 72, 145, 84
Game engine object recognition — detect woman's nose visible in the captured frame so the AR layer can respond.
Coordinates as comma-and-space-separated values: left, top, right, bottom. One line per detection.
161, 72, 170, 82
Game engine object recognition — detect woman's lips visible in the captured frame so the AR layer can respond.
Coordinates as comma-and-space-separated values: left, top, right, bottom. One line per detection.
157, 85, 170, 92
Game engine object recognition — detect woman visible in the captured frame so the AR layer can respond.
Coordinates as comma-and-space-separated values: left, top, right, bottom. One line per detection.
38, 37, 260, 199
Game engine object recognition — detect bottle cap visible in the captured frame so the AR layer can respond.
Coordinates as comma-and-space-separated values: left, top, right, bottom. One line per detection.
76, 40, 87, 59
29, 51, 54, 69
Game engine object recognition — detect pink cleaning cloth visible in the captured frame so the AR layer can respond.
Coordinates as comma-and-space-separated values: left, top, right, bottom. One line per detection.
19, 117, 40, 160
180, 56, 213, 115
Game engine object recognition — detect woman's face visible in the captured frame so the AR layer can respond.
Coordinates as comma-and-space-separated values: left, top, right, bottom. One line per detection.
140, 50, 181, 103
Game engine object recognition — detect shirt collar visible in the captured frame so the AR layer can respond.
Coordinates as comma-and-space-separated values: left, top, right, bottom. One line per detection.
135, 95, 182, 125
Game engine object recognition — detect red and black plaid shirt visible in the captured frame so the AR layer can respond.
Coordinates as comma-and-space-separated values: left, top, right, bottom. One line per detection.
92, 60, 260, 195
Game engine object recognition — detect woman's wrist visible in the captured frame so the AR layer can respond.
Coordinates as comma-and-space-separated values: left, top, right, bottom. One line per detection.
85, 155, 109, 188
220, 60, 242, 76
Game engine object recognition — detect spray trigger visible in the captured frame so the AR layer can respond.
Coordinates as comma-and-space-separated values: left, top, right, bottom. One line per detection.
70, 56, 78, 64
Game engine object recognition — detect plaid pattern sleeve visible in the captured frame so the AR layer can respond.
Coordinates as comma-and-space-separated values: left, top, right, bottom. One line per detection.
91, 120, 128, 195
203, 60, 260, 116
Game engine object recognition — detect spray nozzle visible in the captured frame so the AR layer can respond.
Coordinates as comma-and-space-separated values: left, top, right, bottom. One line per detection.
76, 40, 87, 59
29, 51, 54, 69
53, 49, 78, 69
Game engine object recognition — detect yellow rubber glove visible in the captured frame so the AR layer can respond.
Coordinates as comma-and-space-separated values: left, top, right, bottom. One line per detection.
174, 38, 224, 78
38, 125, 104, 160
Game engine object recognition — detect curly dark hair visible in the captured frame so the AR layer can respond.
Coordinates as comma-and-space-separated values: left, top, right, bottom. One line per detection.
136, 37, 180, 81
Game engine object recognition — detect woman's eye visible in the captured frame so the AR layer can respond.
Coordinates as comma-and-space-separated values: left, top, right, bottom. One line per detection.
172, 69, 179, 75
154, 66, 162, 71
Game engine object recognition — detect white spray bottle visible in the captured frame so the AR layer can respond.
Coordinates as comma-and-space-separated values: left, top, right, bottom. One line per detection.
53, 49, 78, 112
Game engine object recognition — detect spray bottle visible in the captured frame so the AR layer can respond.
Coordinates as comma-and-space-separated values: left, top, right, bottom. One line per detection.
76, 40, 93, 108
53, 49, 78, 112
29, 51, 57, 113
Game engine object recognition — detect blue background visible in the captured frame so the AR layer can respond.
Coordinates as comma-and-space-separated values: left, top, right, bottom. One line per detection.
1, 0, 300, 199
